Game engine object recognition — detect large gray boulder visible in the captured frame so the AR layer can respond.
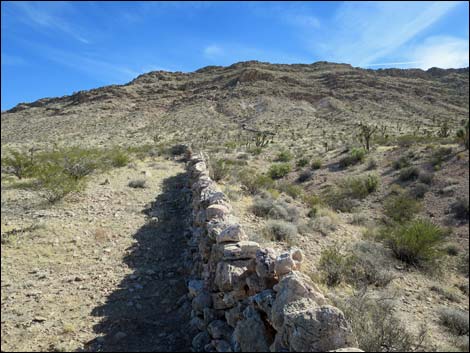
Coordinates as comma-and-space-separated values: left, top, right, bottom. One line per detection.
274, 298, 356, 352
234, 306, 272, 352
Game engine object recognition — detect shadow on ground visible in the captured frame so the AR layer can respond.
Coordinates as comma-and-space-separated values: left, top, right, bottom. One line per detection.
82, 171, 193, 352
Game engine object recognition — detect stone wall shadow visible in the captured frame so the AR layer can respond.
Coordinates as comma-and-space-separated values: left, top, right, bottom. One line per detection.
81, 172, 193, 352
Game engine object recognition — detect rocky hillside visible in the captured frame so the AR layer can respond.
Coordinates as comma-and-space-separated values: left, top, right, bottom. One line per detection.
2, 61, 468, 150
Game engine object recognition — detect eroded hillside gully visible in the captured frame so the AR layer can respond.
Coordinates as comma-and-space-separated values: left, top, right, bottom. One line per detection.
183, 147, 361, 352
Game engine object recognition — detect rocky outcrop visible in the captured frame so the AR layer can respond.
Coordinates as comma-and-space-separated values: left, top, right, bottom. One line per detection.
186, 151, 361, 352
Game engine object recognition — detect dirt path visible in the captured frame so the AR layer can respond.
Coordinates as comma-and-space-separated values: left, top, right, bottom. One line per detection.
1, 159, 193, 352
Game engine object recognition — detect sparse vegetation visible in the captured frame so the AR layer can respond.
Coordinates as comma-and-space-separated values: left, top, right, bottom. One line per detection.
2, 149, 35, 179
339, 147, 366, 168
399, 166, 420, 181
268, 163, 291, 179
263, 220, 297, 242
128, 179, 147, 188
384, 194, 422, 222
380, 219, 445, 267
438, 308, 469, 335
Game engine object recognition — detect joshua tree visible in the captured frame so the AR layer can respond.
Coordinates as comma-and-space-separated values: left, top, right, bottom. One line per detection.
457, 120, 469, 150
357, 122, 378, 151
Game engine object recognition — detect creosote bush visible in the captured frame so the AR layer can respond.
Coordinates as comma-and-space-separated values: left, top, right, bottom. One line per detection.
268, 163, 291, 179
339, 147, 366, 168
384, 194, 421, 222
276, 150, 293, 162
251, 193, 299, 222
311, 158, 322, 170
2, 149, 35, 179
238, 169, 274, 194
399, 166, 420, 181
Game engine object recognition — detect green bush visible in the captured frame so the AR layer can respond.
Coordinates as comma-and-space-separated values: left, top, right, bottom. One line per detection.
268, 163, 291, 179
2, 149, 35, 179
382, 219, 445, 266
392, 156, 411, 170
35, 163, 82, 203
296, 157, 309, 168
326, 174, 380, 211
238, 169, 274, 194
399, 166, 420, 181
439, 308, 469, 335
311, 159, 322, 170
384, 194, 421, 222
365, 173, 380, 193
108, 148, 130, 167
263, 220, 297, 242
278, 182, 303, 198
451, 198, 469, 220
409, 183, 429, 199
430, 147, 453, 168
276, 150, 293, 162
339, 148, 366, 168
319, 245, 349, 286
210, 159, 231, 181
252, 193, 299, 222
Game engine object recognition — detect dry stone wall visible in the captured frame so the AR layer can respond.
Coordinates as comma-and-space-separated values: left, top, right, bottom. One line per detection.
185, 152, 362, 352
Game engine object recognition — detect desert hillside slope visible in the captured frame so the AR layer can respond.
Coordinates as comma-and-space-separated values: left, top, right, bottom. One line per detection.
2, 61, 469, 150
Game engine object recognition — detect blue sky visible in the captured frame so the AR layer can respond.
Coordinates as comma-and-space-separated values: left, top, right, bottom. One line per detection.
1, 1, 469, 110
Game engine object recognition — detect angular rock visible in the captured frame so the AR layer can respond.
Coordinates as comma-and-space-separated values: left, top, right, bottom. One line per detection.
274, 252, 295, 277
251, 289, 276, 322
188, 279, 205, 298
207, 319, 233, 340
223, 241, 260, 260
233, 306, 272, 352
214, 261, 248, 292
192, 292, 213, 313
255, 248, 277, 280
271, 271, 326, 330
212, 292, 233, 310
216, 224, 248, 244
206, 204, 231, 221
276, 298, 356, 352
225, 302, 247, 328
192, 331, 211, 352
213, 339, 233, 352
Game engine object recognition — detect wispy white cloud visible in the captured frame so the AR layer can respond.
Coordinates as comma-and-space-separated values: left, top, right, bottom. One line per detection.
9, 1, 90, 44
409, 36, 469, 69
203, 44, 224, 59
309, 1, 463, 67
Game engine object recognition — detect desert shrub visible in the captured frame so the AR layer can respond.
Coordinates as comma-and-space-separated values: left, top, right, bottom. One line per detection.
170, 144, 188, 156
366, 157, 378, 170
381, 219, 445, 266
310, 215, 337, 236
339, 148, 366, 168
444, 243, 460, 256
430, 146, 453, 168
399, 166, 420, 181
456, 120, 469, 150
311, 158, 322, 170
438, 308, 469, 335
251, 194, 299, 222
297, 169, 313, 183
263, 220, 297, 242
303, 193, 322, 218
409, 182, 429, 199
450, 198, 469, 220
277, 182, 303, 199
319, 243, 394, 288
210, 159, 231, 181
35, 163, 82, 203
384, 194, 421, 222
108, 148, 130, 167
62, 150, 98, 180
319, 245, 350, 286
247, 146, 263, 155
128, 179, 147, 188
238, 169, 274, 194
337, 292, 426, 352
2, 149, 35, 179
268, 163, 291, 179
296, 157, 309, 167
392, 156, 411, 170
458, 252, 469, 276
418, 171, 434, 185
430, 285, 460, 302
276, 150, 293, 162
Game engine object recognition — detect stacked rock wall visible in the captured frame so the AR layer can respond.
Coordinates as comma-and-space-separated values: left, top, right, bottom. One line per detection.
186, 153, 360, 352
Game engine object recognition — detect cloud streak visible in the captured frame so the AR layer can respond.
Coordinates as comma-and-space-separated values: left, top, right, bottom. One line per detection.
9, 1, 90, 44
308, 1, 463, 67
